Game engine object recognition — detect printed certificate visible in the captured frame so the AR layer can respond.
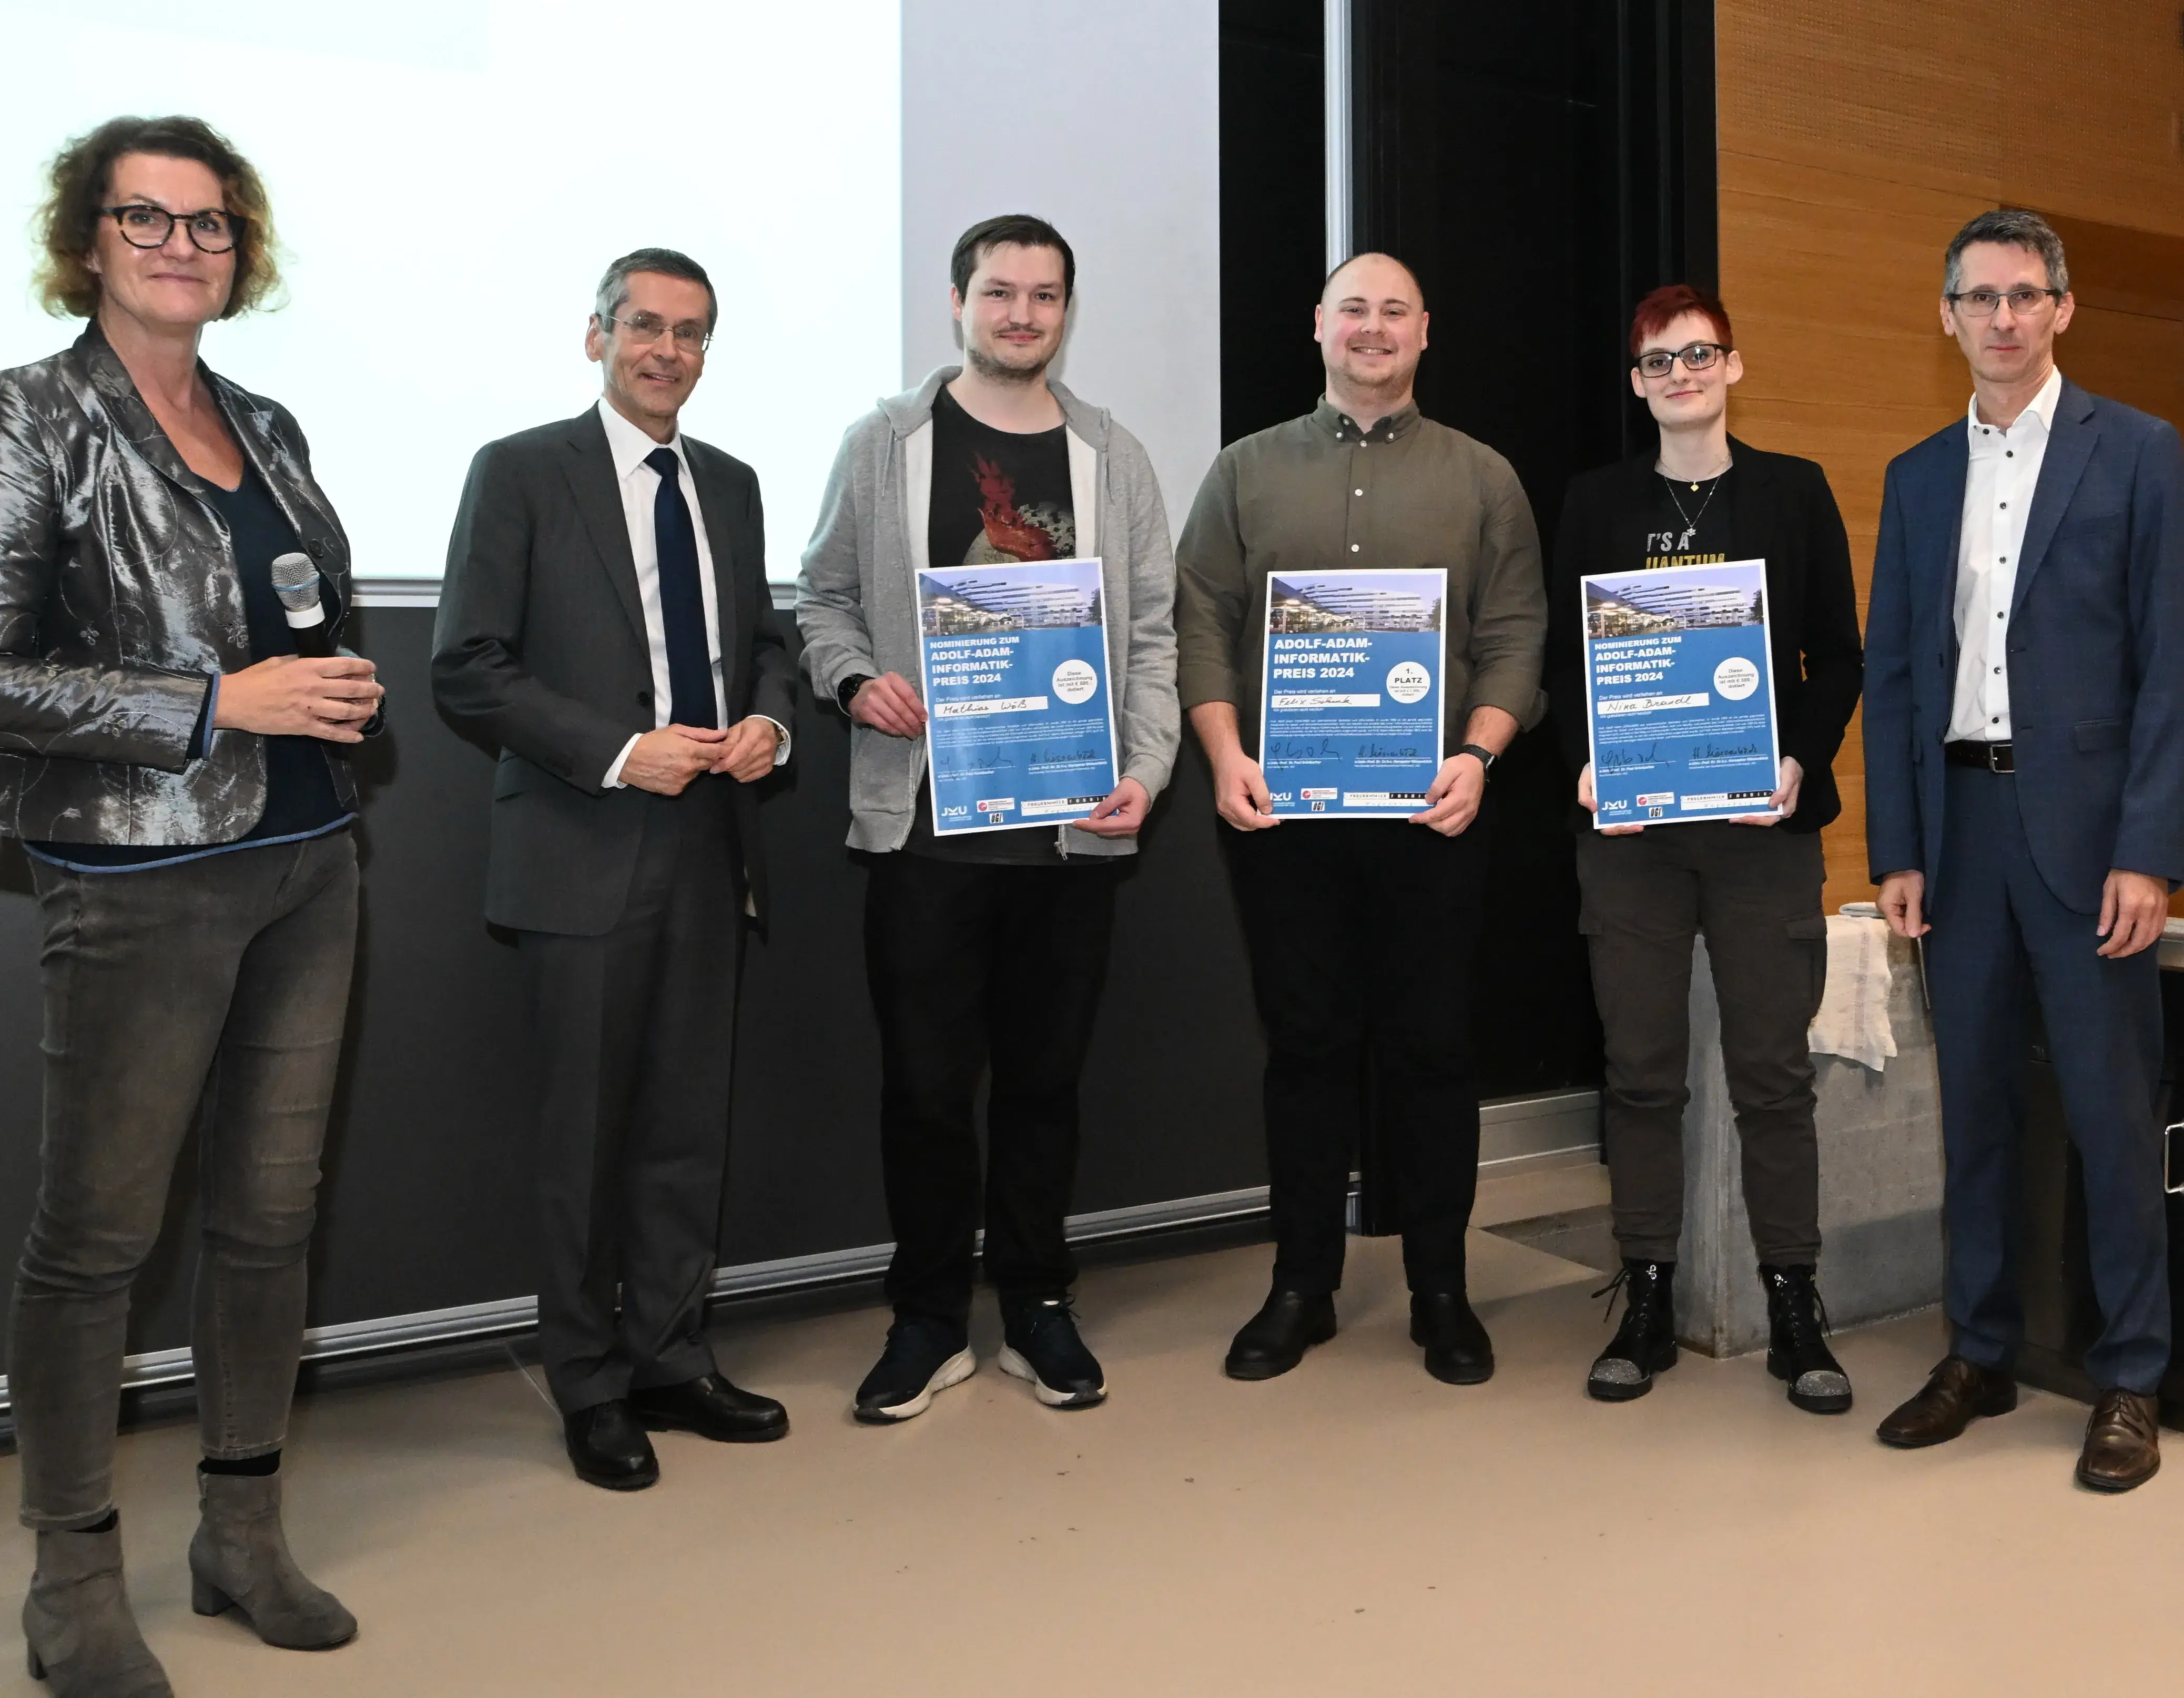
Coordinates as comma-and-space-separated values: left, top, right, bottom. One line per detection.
1258, 569, 1447, 817
1581, 558, 1782, 827
916, 558, 1119, 835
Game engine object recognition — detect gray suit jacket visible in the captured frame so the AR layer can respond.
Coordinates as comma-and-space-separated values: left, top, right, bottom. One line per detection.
432, 406, 795, 935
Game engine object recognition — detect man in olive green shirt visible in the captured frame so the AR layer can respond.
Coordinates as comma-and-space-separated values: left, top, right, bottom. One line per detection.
1175, 252, 1547, 1388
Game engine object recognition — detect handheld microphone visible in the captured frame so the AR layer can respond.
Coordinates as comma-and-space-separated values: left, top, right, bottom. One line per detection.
268, 552, 337, 659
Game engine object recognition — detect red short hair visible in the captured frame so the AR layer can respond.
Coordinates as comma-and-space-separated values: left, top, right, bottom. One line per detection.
1629, 284, 1732, 357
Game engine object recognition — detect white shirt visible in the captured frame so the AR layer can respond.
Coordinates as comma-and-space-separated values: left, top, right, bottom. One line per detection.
595, 399, 788, 786
1949, 365, 2061, 741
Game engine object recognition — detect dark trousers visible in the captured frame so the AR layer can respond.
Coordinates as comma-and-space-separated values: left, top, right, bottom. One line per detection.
11, 834, 357, 1529
1576, 823, 1828, 1265
1925, 764, 2169, 1392
515, 783, 743, 1412
863, 853, 1118, 1323
1221, 820, 1487, 1297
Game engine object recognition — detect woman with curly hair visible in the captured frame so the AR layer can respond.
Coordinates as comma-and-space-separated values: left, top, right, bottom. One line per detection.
1, 115, 381, 1695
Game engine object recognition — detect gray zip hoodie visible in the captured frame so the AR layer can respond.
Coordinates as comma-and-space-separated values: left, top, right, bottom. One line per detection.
795, 367, 1181, 856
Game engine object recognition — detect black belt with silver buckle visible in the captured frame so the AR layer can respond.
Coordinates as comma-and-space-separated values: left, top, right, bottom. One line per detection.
1944, 740, 2015, 772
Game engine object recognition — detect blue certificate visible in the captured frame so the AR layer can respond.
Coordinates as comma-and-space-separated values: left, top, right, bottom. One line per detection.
1258, 570, 1446, 817
1580, 558, 1782, 827
916, 558, 1119, 835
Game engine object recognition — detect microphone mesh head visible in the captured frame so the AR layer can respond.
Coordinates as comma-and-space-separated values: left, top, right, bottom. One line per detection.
268, 552, 320, 613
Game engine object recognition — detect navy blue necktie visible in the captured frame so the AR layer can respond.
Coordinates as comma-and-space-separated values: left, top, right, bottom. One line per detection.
645, 446, 717, 729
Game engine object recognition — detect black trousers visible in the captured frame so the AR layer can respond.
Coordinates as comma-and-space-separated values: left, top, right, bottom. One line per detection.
864, 853, 1118, 1323
1575, 823, 1827, 1266
515, 783, 742, 1412
1221, 819, 1487, 1297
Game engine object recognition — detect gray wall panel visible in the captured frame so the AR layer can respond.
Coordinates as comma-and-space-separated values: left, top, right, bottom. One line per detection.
0, 606, 1269, 1365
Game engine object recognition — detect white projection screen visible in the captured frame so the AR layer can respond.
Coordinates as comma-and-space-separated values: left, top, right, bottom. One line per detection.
0, 0, 901, 582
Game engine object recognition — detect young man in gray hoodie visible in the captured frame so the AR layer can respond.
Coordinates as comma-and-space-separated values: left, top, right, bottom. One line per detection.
797, 215, 1180, 1423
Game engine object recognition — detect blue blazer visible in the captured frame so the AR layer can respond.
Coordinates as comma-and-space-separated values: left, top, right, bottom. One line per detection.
1864, 379, 2184, 913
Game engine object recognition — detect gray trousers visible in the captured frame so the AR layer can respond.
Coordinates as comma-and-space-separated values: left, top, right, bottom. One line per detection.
1576, 823, 1827, 1266
514, 783, 742, 1412
11, 833, 358, 1529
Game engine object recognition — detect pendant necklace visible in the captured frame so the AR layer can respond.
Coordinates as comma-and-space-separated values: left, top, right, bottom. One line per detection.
1659, 456, 1732, 533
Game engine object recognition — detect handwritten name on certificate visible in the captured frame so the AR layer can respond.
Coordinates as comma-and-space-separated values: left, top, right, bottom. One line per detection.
1581, 558, 1782, 827
916, 558, 1120, 835
1258, 569, 1447, 817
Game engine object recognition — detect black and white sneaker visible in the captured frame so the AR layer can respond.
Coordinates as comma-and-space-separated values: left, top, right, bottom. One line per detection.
997, 1296, 1108, 1410
853, 1316, 976, 1425
1760, 1264, 1853, 1415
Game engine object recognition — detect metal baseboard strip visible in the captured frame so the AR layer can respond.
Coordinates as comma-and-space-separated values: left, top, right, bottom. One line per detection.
0, 1181, 1282, 1411
2, 1103, 1597, 1413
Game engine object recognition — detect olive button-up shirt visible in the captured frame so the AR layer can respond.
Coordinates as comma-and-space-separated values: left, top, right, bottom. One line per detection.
1173, 397, 1548, 758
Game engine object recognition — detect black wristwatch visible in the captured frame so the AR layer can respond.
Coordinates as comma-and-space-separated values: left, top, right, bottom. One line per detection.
836, 673, 875, 716
1456, 743, 1497, 778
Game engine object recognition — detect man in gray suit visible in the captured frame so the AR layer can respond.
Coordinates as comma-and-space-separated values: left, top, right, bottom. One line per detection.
434, 248, 796, 1490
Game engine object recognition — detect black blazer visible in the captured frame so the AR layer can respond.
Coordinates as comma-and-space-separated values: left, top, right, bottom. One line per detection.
431, 407, 795, 935
1546, 438, 1864, 834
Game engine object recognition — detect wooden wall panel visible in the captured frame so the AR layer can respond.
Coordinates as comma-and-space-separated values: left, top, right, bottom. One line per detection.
1716, 0, 2184, 916
2009, 7, 2184, 238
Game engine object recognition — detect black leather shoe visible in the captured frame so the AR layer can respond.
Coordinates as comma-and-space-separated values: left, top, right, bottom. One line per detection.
1224, 1289, 1336, 1380
630, 1372, 788, 1443
1410, 1292, 1494, 1385
562, 1400, 659, 1491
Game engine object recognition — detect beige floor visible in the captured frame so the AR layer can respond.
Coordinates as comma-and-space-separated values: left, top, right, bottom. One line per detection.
1, 1165, 2176, 1698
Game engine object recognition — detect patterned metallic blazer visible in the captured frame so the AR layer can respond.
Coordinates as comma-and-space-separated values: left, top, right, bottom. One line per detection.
0, 322, 360, 846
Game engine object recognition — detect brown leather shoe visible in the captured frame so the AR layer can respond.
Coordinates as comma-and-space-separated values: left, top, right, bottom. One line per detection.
1875, 1355, 2017, 1448
2077, 1389, 2161, 1493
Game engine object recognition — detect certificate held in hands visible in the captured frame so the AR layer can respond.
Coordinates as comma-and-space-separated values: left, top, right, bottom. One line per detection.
916, 558, 1119, 836
1258, 569, 1447, 817
1581, 558, 1782, 827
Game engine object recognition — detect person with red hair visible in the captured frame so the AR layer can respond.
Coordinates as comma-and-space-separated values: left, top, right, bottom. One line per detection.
1543, 283, 1865, 1413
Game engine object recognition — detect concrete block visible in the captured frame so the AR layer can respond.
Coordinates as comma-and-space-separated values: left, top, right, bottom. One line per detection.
1674, 930, 1944, 1357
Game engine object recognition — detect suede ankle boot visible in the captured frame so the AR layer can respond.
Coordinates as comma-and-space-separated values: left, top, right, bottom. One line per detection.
23, 1518, 172, 1696
188, 1470, 357, 1651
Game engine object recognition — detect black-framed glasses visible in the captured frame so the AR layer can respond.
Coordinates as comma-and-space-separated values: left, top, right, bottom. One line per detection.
1634, 341, 1730, 379
102, 204, 239, 253
602, 312, 712, 353
1945, 287, 2063, 318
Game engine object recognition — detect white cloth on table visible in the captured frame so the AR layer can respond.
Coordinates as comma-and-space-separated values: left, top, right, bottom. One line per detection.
1808, 911, 1896, 1071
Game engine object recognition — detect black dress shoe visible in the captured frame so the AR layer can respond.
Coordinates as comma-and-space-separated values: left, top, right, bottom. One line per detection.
1225, 1289, 1336, 1380
629, 1372, 789, 1443
563, 1400, 659, 1491
1410, 1292, 1494, 1385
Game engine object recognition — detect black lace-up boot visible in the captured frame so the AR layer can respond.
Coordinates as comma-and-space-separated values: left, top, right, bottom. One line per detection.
1586, 1259, 1678, 1401
1761, 1264, 1853, 1414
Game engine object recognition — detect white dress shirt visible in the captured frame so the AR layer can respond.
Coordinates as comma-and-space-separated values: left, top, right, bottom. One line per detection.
1949, 364, 2062, 741
595, 399, 788, 786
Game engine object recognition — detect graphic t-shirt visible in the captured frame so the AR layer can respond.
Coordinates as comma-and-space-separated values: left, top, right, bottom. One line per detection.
1585, 463, 1760, 831
904, 386, 1082, 865
1629, 465, 1736, 572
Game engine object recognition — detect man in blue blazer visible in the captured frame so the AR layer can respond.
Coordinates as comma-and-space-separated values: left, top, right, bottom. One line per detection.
1865, 210, 2184, 1492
